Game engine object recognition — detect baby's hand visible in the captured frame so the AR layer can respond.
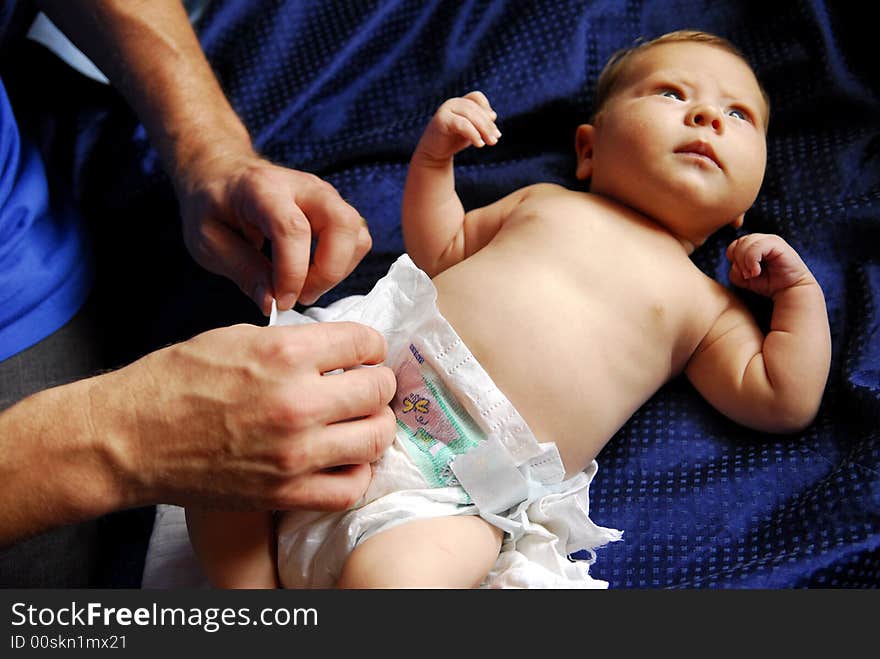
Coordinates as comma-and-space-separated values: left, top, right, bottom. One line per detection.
416, 91, 501, 161
726, 233, 816, 298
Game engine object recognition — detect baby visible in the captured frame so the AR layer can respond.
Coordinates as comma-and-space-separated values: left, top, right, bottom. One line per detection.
186, 30, 831, 588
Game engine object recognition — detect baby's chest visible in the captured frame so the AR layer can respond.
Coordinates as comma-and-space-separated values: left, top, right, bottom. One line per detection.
538, 233, 708, 356
499, 201, 712, 325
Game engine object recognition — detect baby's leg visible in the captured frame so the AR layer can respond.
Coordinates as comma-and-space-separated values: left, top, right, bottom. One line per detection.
336, 515, 503, 588
186, 509, 279, 588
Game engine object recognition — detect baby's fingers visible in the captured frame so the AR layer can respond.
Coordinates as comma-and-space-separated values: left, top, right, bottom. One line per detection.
463, 91, 497, 120
728, 261, 748, 288
444, 114, 485, 148
727, 234, 767, 280
450, 99, 501, 146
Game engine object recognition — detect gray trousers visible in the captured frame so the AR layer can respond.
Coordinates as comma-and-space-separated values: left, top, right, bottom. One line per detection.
0, 295, 153, 587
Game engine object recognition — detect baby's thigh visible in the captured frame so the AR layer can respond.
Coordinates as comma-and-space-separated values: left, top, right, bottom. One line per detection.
336, 515, 503, 589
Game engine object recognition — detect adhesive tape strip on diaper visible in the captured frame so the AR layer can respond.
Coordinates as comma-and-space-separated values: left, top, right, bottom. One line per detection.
450, 437, 530, 515
523, 443, 566, 485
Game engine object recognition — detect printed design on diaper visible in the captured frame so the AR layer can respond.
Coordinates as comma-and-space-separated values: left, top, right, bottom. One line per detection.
393, 343, 484, 490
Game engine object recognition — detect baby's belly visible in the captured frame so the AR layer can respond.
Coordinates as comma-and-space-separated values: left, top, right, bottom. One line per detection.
432, 254, 671, 476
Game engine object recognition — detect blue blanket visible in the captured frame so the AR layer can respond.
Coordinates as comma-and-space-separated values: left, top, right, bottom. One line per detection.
20, 0, 880, 587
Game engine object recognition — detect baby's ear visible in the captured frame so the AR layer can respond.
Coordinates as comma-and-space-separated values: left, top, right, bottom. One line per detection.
575, 124, 595, 181
730, 213, 745, 230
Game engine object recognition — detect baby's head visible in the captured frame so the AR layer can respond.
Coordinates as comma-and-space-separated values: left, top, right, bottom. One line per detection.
575, 31, 770, 251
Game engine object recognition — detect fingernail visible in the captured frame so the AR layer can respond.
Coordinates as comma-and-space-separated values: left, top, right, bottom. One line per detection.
277, 293, 298, 310
298, 289, 321, 306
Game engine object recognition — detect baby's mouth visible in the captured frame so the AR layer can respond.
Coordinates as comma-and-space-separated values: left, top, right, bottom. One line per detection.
675, 141, 722, 169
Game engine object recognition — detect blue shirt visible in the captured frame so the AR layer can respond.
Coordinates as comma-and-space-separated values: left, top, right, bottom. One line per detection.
0, 77, 92, 361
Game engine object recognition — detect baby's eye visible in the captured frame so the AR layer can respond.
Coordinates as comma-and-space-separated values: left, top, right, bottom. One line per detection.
659, 89, 684, 100
727, 108, 749, 121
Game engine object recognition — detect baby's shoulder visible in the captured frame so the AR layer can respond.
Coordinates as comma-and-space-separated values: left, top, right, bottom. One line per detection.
684, 270, 754, 335
518, 182, 574, 200
513, 183, 594, 211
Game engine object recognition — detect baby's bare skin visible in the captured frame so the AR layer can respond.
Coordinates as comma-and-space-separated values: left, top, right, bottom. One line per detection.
190, 39, 832, 589
402, 45, 830, 489
434, 184, 725, 475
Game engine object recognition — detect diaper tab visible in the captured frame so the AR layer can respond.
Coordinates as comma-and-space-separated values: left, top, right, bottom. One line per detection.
450, 437, 530, 515
523, 443, 566, 485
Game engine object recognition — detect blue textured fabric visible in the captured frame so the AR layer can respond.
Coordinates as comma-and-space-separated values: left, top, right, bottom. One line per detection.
66, 0, 880, 587
0, 76, 92, 361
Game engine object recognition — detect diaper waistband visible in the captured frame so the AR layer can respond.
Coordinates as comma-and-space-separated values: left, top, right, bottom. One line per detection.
382, 256, 555, 468
271, 254, 571, 523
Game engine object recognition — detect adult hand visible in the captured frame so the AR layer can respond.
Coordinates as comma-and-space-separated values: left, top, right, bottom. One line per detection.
95, 321, 396, 512
177, 154, 372, 315
39, 2, 371, 313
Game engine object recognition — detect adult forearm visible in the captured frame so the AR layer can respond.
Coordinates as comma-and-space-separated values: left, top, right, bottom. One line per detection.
0, 377, 132, 547
37, 0, 253, 189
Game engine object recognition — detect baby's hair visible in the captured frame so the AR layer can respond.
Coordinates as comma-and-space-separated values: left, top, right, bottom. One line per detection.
593, 30, 770, 127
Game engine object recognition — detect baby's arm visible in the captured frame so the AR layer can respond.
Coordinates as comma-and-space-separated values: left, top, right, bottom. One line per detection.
685, 234, 831, 433
402, 91, 526, 276
185, 508, 279, 588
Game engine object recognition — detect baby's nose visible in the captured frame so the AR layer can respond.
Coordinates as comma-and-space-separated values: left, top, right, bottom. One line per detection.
687, 104, 723, 132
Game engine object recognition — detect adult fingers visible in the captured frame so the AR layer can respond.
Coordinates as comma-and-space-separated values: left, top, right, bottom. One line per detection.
239, 221, 266, 251
276, 463, 373, 511
237, 181, 313, 311
345, 220, 373, 278
268, 203, 313, 310
186, 220, 274, 314
312, 366, 397, 423
305, 216, 372, 309
296, 187, 366, 305
276, 321, 388, 372
311, 405, 397, 467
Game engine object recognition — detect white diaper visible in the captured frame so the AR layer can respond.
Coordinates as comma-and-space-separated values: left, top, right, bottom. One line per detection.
273, 255, 622, 588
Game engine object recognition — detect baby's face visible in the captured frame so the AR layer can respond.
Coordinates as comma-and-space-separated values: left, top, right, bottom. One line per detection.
582, 41, 768, 246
